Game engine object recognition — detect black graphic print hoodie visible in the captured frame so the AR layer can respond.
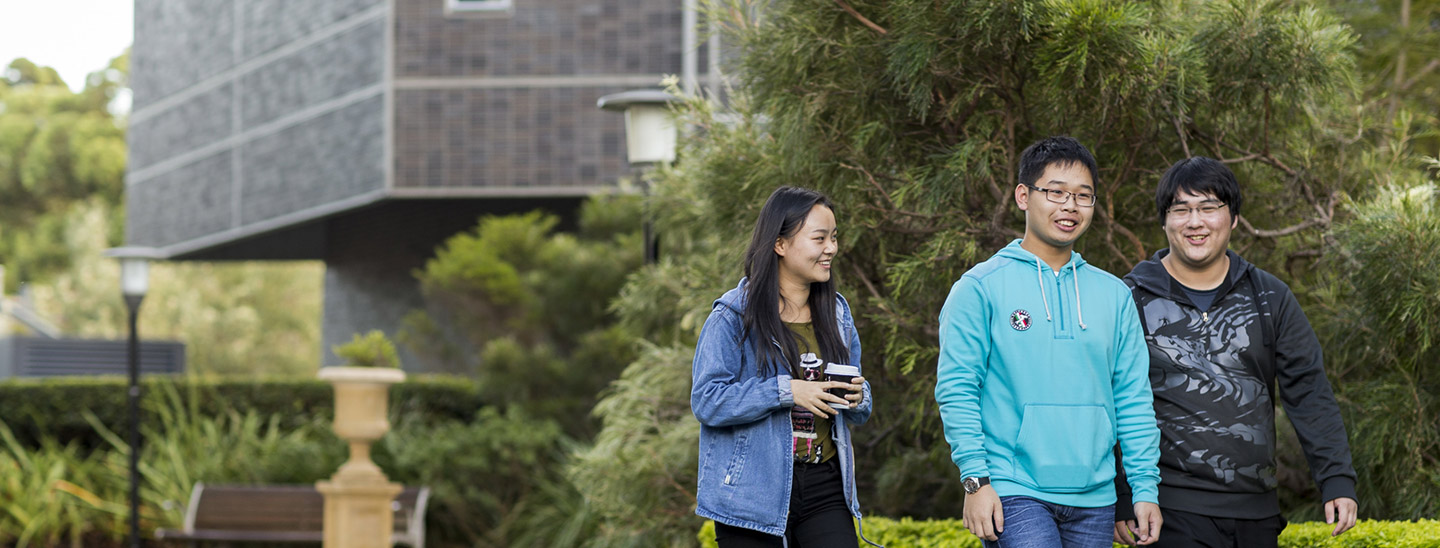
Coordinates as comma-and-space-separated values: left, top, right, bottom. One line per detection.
1115, 249, 1357, 519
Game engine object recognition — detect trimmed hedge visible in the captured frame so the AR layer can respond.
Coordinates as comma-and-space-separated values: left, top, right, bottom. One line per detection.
699, 518, 1440, 547
0, 374, 483, 449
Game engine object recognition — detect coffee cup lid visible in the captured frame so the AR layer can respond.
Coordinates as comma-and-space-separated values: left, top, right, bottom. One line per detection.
824, 363, 860, 375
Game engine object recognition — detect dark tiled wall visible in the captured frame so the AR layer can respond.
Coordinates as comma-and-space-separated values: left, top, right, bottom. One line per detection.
239, 19, 387, 128
242, 96, 387, 223
128, 0, 387, 249
131, 0, 235, 111
395, 0, 696, 77
128, 83, 234, 171
393, 87, 629, 189
124, 152, 233, 246
242, 0, 384, 58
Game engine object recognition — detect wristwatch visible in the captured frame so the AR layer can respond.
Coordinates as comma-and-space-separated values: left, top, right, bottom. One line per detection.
962, 476, 990, 495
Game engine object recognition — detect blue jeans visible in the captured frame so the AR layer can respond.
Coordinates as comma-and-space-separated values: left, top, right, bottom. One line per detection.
982, 496, 1114, 548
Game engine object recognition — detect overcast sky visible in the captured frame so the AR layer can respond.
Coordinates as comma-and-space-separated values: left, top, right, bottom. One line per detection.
0, 1, 134, 92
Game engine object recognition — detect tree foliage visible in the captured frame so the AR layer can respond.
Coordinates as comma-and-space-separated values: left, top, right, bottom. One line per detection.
1314, 176, 1440, 519
572, 0, 1433, 540
0, 55, 128, 288
1328, 0, 1440, 142
26, 200, 324, 377
402, 194, 644, 437
2, 54, 325, 378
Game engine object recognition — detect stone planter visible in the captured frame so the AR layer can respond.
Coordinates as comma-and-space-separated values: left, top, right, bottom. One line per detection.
321, 366, 405, 445
317, 366, 405, 548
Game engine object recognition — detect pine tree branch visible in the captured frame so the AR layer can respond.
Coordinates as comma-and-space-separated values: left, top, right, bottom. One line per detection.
1238, 215, 1320, 238
1400, 59, 1440, 91
839, 162, 898, 210
1173, 115, 1191, 158
832, 0, 888, 35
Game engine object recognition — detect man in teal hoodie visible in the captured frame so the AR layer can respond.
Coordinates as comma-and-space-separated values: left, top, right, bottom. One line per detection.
936, 136, 1164, 547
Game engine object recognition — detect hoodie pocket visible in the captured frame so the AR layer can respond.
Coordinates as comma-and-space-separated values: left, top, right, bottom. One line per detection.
1014, 404, 1114, 492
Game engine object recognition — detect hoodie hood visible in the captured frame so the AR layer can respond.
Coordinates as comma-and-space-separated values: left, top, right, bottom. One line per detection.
996, 239, 1091, 329
1125, 248, 1254, 304
995, 239, 1088, 270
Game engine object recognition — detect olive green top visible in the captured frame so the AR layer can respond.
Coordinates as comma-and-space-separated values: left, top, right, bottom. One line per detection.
785, 321, 837, 464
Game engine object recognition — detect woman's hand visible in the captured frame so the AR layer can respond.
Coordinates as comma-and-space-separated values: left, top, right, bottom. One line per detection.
845, 376, 866, 406
791, 379, 852, 417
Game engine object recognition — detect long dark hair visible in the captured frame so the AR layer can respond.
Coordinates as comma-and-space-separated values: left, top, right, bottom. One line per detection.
742, 186, 848, 377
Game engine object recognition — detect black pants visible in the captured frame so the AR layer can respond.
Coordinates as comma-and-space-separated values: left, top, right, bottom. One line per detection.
714, 459, 856, 548
1153, 508, 1286, 548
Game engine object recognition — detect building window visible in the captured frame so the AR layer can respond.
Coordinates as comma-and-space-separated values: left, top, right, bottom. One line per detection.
446, 0, 513, 16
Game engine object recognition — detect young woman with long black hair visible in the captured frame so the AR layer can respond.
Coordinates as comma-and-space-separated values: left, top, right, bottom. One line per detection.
691, 186, 880, 547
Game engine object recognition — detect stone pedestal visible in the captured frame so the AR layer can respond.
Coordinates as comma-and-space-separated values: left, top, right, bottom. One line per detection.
317, 477, 402, 548
317, 367, 406, 548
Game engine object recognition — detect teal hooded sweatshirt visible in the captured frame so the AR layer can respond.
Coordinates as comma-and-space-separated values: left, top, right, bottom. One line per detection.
935, 240, 1161, 508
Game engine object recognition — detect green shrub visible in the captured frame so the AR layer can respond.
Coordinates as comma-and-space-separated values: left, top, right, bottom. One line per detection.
377, 408, 574, 547
0, 375, 482, 449
697, 518, 1440, 548
402, 196, 642, 438
568, 343, 700, 547
0, 382, 345, 548
0, 377, 578, 548
331, 329, 400, 368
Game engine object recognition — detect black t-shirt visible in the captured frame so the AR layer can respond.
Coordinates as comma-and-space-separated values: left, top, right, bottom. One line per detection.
1180, 284, 1220, 312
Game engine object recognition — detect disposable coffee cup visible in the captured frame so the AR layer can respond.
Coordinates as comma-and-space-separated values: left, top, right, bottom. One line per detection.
824, 363, 860, 409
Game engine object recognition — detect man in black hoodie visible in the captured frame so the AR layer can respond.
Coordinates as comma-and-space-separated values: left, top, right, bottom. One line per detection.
1112, 157, 1358, 547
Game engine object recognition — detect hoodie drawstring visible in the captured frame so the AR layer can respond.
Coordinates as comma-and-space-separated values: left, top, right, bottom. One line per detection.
1035, 260, 1052, 322
1073, 261, 1087, 330
1034, 259, 1087, 330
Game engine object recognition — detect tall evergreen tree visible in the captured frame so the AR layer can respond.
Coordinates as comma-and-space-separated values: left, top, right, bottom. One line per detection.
572, 1, 1409, 542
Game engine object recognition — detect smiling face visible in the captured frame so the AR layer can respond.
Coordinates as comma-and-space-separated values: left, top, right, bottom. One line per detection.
775, 204, 838, 286
1017, 161, 1096, 256
1163, 189, 1236, 272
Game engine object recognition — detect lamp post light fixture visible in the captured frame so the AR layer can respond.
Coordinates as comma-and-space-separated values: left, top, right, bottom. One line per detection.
104, 245, 164, 548
597, 89, 680, 165
597, 89, 680, 263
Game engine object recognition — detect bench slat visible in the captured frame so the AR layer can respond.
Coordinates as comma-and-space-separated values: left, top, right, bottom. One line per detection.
163, 483, 428, 547
156, 529, 323, 542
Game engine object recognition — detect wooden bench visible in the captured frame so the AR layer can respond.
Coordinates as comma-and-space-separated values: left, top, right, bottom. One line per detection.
155, 483, 429, 548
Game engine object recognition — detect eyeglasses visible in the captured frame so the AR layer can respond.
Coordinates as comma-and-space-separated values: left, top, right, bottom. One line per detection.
1166, 203, 1228, 220
1024, 184, 1097, 207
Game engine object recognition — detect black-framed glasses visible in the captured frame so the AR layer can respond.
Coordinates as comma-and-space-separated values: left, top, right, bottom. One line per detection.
1024, 184, 1097, 207
1166, 202, 1228, 220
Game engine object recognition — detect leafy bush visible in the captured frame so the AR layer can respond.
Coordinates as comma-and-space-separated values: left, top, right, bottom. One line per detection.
378, 408, 575, 547
568, 343, 700, 547
0, 375, 482, 449
331, 330, 401, 368
697, 518, 1440, 548
402, 194, 643, 437
0, 382, 344, 548
0, 375, 581, 548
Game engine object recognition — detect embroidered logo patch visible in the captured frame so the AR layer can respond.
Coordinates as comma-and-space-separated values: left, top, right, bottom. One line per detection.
1010, 310, 1032, 331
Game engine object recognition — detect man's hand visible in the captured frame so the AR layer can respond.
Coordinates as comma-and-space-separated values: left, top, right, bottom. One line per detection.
790, 379, 850, 417
1113, 520, 1137, 545
963, 485, 1004, 541
1325, 497, 1358, 537
1114, 502, 1161, 545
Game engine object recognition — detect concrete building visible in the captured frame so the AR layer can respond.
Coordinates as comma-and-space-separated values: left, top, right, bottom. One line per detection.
125, 0, 719, 371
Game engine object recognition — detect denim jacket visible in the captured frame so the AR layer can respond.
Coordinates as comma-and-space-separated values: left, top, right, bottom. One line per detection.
692, 278, 878, 544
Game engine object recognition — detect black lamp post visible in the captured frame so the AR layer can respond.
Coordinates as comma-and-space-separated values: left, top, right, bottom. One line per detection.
104, 246, 162, 548
597, 89, 679, 264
